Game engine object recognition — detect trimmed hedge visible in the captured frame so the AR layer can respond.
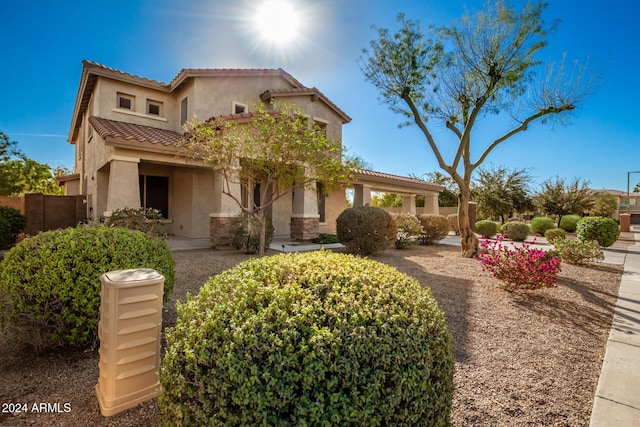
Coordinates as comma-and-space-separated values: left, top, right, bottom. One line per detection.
544, 228, 566, 243
499, 221, 530, 241
475, 220, 498, 238
559, 215, 581, 232
417, 214, 450, 245
0, 225, 175, 350
530, 217, 555, 235
0, 206, 27, 249
336, 206, 396, 255
159, 251, 454, 426
576, 217, 620, 247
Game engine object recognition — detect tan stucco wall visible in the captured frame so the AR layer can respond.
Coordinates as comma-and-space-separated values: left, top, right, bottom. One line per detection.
320, 189, 350, 234
271, 193, 292, 238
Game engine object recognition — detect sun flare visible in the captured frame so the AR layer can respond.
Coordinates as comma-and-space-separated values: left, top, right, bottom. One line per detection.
254, 0, 301, 45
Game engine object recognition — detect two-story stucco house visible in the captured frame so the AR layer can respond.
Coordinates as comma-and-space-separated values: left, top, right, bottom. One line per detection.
62, 60, 442, 244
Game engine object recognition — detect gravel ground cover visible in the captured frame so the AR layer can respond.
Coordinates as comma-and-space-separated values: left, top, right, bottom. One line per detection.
0, 238, 626, 426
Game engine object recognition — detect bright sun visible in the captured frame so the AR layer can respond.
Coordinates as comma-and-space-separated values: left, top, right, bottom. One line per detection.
254, 0, 301, 45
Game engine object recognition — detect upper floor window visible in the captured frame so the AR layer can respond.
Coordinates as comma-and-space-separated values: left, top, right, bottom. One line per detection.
147, 99, 163, 116
117, 93, 134, 110
233, 102, 248, 114
180, 97, 188, 124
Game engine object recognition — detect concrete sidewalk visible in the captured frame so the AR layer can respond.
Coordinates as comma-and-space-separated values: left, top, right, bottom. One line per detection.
590, 229, 640, 426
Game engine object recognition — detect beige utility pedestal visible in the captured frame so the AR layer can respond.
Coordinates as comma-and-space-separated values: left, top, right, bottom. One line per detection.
620, 213, 631, 232
96, 268, 164, 417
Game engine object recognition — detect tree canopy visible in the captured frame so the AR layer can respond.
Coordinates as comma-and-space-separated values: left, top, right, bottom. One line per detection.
473, 165, 533, 223
535, 176, 593, 225
360, 0, 595, 256
180, 102, 350, 256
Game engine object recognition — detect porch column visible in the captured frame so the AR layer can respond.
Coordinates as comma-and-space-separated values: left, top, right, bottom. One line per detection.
402, 195, 416, 215
353, 184, 372, 207
291, 183, 319, 241
209, 171, 242, 246
423, 193, 439, 214
105, 157, 140, 215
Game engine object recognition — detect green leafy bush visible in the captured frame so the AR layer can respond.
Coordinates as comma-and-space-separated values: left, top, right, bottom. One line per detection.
544, 228, 566, 243
417, 214, 450, 245
576, 217, 620, 247
505, 217, 525, 223
552, 238, 604, 265
159, 251, 454, 426
0, 225, 175, 350
311, 233, 340, 244
230, 213, 274, 254
499, 222, 530, 241
530, 217, 555, 235
447, 213, 460, 235
393, 213, 422, 249
475, 220, 498, 238
0, 206, 27, 249
336, 206, 396, 255
559, 215, 581, 232
108, 207, 166, 238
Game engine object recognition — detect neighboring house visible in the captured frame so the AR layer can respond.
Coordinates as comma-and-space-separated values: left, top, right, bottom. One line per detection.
593, 189, 640, 223
62, 60, 442, 243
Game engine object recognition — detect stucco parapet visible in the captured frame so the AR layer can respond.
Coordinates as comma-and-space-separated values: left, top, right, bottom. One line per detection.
109, 155, 141, 163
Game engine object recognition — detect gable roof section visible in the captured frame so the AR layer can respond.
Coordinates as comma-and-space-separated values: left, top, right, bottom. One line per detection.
260, 88, 352, 124
352, 168, 444, 193
89, 116, 182, 146
69, 61, 349, 142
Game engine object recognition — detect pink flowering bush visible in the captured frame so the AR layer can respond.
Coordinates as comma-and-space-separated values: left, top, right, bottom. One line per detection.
478, 236, 561, 291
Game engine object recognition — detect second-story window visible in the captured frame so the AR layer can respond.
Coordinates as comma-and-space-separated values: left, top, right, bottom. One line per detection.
117, 93, 134, 110
180, 97, 188, 124
233, 102, 248, 114
147, 100, 163, 116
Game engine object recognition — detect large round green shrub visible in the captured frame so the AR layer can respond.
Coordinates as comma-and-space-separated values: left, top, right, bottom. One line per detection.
475, 220, 498, 238
499, 221, 530, 241
417, 214, 450, 245
530, 217, 555, 235
576, 217, 620, 247
159, 251, 454, 426
559, 214, 581, 232
0, 225, 175, 350
336, 206, 396, 255
544, 228, 566, 243
0, 206, 27, 248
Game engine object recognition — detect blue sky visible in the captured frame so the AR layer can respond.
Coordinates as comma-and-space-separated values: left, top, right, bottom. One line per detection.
1, 0, 638, 191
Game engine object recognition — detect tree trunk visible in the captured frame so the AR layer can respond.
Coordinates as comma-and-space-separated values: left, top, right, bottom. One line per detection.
458, 187, 479, 258
256, 211, 267, 257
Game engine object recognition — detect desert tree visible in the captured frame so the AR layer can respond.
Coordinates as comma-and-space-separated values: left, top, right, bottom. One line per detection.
360, 0, 595, 256
590, 193, 618, 217
180, 102, 349, 256
474, 165, 533, 223
535, 176, 593, 226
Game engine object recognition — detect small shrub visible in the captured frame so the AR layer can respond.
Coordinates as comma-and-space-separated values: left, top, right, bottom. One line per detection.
559, 215, 581, 232
159, 251, 454, 426
505, 217, 525, 223
475, 220, 498, 238
479, 236, 561, 291
576, 217, 620, 247
417, 214, 450, 245
311, 233, 340, 244
530, 217, 555, 235
393, 213, 422, 249
336, 206, 396, 255
499, 222, 530, 241
230, 213, 274, 254
447, 213, 460, 235
544, 228, 566, 243
0, 225, 175, 350
552, 238, 604, 265
108, 207, 166, 238
0, 206, 27, 249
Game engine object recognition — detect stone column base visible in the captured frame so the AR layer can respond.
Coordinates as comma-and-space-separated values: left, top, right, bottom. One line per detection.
290, 217, 319, 241
210, 216, 236, 247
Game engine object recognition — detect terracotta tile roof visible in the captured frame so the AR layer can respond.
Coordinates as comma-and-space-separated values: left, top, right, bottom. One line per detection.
82, 60, 168, 88
89, 117, 182, 146
260, 88, 352, 123
353, 168, 443, 189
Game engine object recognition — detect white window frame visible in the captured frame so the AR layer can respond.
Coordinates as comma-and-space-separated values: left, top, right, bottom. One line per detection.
232, 102, 248, 114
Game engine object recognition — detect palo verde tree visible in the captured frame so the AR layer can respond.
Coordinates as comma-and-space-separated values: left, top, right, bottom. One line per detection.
360, 1, 594, 256
180, 102, 349, 256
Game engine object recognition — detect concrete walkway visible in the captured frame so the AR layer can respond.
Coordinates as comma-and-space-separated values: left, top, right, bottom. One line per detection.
590, 229, 640, 426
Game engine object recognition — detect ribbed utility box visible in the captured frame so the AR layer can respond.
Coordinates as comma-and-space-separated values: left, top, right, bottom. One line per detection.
95, 268, 164, 417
